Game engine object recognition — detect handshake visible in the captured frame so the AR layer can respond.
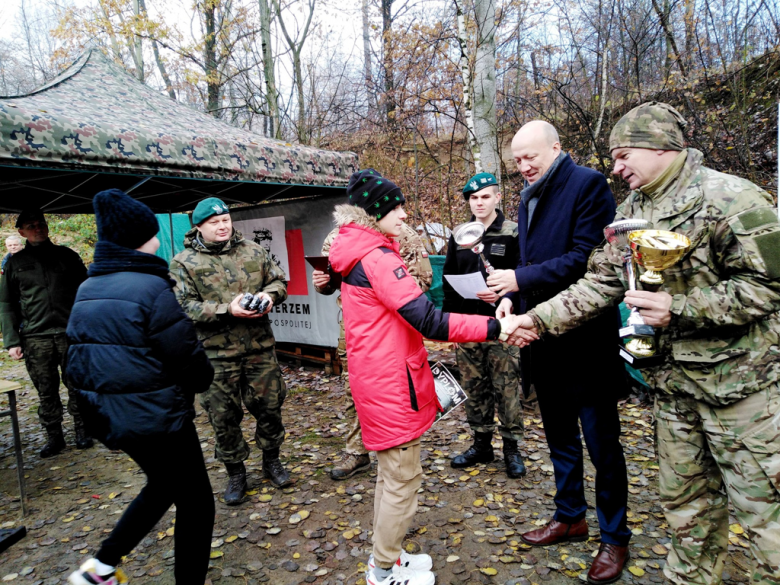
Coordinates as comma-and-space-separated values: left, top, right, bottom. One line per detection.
497, 315, 538, 347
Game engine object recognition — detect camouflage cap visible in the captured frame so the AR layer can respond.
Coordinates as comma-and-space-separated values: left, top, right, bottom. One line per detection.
192, 197, 230, 225
462, 172, 498, 200
609, 102, 688, 152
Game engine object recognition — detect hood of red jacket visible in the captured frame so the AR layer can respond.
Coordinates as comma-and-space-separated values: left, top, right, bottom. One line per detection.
329, 204, 400, 276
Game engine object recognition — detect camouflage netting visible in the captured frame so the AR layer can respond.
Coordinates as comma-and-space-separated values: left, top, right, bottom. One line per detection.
0, 50, 358, 188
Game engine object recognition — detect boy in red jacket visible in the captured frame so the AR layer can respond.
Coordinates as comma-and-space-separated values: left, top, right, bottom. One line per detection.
328, 170, 536, 585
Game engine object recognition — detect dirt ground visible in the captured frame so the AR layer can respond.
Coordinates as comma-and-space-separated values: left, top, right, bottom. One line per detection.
0, 346, 755, 585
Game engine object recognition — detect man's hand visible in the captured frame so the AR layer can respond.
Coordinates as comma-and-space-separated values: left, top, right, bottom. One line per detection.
476, 289, 499, 304
228, 294, 265, 319
499, 315, 539, 347
496, 298, 514, 319
624, 290, 673, 327
256, 292, 274, 316
8, 347, 22, 360
312, 269, 331, 289
487, 269, 519, 297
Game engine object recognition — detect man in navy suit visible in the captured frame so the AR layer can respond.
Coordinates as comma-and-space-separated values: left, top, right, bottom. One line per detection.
487, 121, 631, 585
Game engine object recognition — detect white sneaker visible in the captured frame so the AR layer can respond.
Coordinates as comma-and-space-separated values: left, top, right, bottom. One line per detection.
366, 564, 435, 585
68, 558, 123, 585
368, 551, 433, 572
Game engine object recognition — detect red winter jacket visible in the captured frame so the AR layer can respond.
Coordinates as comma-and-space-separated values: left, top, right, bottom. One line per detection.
329, 205, 501, 451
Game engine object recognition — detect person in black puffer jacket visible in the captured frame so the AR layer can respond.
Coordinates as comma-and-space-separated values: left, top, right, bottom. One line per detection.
66, 189, 215, 585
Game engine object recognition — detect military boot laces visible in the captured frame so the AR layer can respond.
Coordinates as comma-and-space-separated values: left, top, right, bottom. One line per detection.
263, 449, 293, 488
223, 462, 247, 506
502, 439, 527, 478
450, 432, 494, 468
40, 427, 66, 459
330, 453, 371, 481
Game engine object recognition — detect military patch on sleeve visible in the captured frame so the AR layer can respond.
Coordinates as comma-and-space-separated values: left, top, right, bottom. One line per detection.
394, 267, 408, 280
490, 243, 506, 256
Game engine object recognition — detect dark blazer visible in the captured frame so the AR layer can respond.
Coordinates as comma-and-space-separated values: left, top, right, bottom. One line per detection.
442, 210, 520, 317
514, 154, 625, 395
67, 270, 214, 449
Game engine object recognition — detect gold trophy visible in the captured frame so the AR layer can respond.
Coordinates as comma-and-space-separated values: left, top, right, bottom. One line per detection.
604, 219, 655, 345
453, 222, 495, 273
623, 229, 691, 360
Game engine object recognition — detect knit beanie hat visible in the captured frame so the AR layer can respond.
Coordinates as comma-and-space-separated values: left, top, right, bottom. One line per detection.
192, 197, 230, 225
609, 101, 688, 152
93, 189, 159, 249
346, 169, 405, 220
15, 208, 46, 228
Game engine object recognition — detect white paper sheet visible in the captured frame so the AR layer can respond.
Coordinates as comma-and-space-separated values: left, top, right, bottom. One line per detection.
443, 272, 490, 300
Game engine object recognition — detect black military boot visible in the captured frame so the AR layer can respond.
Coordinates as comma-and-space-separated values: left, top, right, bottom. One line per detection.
40, 425, 66, 458
451, 431, 494, 468
74, 422, 94, 450
223, 462, 247, 505
263, 448, 292, 488
503, 438, 527, 478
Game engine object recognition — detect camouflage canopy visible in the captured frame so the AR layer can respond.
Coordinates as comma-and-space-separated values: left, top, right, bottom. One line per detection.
0, 49, 358, 213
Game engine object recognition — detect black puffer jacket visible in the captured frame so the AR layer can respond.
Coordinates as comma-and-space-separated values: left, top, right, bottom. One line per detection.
66, 242, 214, 449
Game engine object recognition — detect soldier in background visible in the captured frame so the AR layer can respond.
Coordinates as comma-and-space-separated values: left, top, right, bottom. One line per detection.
0, 210, 91, 457
313, 183, 432, 481
442, 173, 525, 478
511, 102, 780, 585
171, 198, 291, 504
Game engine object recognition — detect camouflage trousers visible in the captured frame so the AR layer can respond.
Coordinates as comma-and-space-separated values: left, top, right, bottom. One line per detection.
656, 387, 780, 585
339, 324, 368, 456
23, 334, 84, 431
456, 341, 524, 441
201, 350, 287, 465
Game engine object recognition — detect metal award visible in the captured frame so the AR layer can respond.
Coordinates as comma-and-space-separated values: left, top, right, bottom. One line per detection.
622, 229, 691, 364
604, 219, 655, 364
453, 222, 495, 273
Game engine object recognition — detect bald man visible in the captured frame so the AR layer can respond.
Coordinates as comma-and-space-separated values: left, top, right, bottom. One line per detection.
487, 121, 631, 584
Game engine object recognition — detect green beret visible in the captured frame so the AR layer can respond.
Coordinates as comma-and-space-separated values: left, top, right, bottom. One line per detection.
462, 172, 498, 200
192, 197, 230, 225
609, 101, 688, 152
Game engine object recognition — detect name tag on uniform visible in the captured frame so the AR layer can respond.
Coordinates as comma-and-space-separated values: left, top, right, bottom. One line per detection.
457, 245, 471, 251
490, 243, 506, 256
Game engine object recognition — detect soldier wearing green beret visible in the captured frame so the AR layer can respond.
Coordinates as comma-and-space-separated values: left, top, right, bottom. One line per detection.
443, 173, 525, 478
171, 197, 292, 504
510, 102, 780, 585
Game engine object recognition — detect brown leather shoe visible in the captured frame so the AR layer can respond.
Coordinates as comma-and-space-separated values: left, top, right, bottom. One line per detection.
520, 518, 589, 546
587, 543, 629, 584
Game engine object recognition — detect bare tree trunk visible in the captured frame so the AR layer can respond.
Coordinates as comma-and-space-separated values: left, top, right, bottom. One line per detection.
362, 0, 376, 111
472, 0, 499, 175
381, 0, 395, 125
650, 0, 687, 77
273, 0, 316, 143
454, 0, 481, 171
684, 0, 696, 70
138, 0, 176, 99
132, 0, 144, 82
202, 1, 219, 116
259, 0, 281, 137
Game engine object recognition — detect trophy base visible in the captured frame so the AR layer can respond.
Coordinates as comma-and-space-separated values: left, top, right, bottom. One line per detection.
619, 324, 655, 338
619, 344, 665, 369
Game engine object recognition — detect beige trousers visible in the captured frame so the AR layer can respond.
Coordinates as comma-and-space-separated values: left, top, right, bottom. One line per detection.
372, 437, 423, 568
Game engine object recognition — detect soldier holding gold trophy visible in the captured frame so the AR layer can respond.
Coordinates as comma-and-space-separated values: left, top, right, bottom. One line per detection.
509, 102, 780, 585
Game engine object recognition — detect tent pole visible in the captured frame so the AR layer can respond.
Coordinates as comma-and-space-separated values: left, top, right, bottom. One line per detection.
168, 211, 175, 262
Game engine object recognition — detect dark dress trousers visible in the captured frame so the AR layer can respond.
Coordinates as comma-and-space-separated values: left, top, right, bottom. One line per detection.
514, 154, 631, 546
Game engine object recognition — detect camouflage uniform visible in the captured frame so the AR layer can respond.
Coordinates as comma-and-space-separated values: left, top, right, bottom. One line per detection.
442, 210, 523, 441
316, 223, 432, 455
528, 105, 780, 585
171, 227, 288, 464
0, 240, 87, 434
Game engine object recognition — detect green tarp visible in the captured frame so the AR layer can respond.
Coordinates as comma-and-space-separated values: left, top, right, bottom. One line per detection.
155, 214, 191, 263
425, 255, 446, 308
